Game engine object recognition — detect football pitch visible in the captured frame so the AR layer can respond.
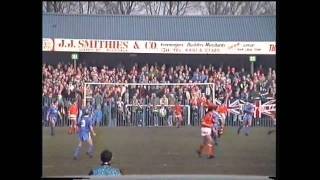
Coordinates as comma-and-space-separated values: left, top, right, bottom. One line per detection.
42, 126, 276, 177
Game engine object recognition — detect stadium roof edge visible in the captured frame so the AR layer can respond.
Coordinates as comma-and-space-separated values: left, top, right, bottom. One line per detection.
43, 13, 275, 41
43, 12, 276, 18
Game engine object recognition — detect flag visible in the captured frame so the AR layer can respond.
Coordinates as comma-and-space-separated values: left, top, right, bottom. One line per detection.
213, 98, 275, 119
254, 100, 261, 118
261, 99, 276, 117
227, 99, 243, 116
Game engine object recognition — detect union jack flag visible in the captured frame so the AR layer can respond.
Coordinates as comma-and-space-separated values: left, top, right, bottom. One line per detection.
227, 99, 244, 116
260, 99, 276, 117
213, 98, 276, 119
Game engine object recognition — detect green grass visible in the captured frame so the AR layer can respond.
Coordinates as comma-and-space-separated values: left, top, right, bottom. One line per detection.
42, 126, 276, 177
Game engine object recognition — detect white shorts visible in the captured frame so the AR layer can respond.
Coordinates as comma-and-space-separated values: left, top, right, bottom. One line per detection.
201, 127, 212, 136
175, 114, 182, 121
69, 114, 77, 121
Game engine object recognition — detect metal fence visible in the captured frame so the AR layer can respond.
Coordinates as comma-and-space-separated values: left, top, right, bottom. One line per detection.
42, 105, 274, 128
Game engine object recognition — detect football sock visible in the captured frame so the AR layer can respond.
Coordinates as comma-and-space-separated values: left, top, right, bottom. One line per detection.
51, 125, 54, 136
208, 144, 215, 157
74, 146, 81, 158
245, 126, 250, 135
88, 145, 94, 156
237, 125, 243, 134
213, 133, 218, 145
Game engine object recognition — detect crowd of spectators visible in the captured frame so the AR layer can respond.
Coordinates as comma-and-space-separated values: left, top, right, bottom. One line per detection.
42, 62, 276, 127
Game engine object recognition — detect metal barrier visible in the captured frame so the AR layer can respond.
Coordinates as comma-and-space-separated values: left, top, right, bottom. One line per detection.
225, 114, 274, 127
112, 105, 190, 127
42, 104, 274, 128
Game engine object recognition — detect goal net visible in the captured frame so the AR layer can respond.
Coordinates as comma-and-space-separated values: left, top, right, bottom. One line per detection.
83, 82, 215, 127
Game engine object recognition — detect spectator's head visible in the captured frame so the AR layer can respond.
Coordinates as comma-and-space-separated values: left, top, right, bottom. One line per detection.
206, 95, 211, 100
53, 100, 59, 107
100, 149, 113, 164
231, 67, 235, 73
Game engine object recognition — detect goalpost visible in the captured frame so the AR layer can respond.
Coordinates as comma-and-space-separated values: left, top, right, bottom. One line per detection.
83, 82, 215, 126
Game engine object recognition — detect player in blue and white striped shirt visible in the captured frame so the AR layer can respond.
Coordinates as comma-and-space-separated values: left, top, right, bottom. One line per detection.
46, 101, 62, 136
237, 101, 255, 136
211, 110, 222, 146
73, 108, 96, 160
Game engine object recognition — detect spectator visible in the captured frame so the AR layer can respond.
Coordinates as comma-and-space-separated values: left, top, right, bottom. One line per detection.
116, 97, 125, 126
160, 94, 169, 106
94, 91, 103, 109
132, 95, 142, 126
43, 62, 275, 127
192, 68, 201, 82
200, 70, 207, 83
93, 105, 103, 127
110, 96, 117, 127
150, 93, 160, 126
89, 149, 122, 176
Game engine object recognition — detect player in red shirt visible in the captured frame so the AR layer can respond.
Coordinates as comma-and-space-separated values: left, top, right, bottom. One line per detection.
216, 104, 228, 136
68, 100, 79, 135
202, 96, 212, 112
196, 104, 217, 159
174, 101, 183, 128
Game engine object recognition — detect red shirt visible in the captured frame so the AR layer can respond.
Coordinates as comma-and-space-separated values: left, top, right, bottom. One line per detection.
69, 104, 78, 115
217, 105, 228, 115
175, 104, 183, 115
201, 111, 215, 128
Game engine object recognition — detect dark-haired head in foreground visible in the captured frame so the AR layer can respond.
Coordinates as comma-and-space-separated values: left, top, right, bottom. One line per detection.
89, 149, 122, 176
